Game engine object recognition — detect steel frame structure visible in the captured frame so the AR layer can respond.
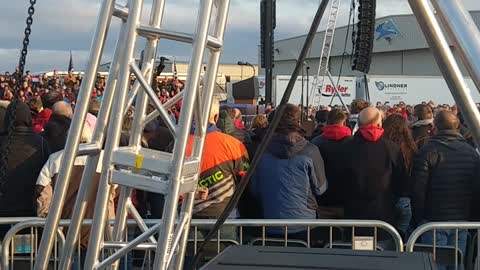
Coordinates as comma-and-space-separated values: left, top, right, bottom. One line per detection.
310, 0, 341, 107
26, 0, 480, 269
33, 0, 230, 269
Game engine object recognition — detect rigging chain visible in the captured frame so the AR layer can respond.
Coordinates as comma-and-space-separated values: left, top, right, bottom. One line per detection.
0, 0, 37, 196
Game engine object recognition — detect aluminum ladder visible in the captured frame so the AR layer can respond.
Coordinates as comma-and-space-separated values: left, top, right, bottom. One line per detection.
33, 0, 231, 269
310, 0, 340, 107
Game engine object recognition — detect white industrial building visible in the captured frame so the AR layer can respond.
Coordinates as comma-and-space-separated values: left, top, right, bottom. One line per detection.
261, 11, 480, 106
271, 11, 480, 77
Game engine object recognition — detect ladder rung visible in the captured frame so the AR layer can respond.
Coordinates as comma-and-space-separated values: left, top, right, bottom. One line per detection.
111, 170, 169, 194
113, 4, 128, 21
103, 241, 157, 250
111, 147, 200, 177
77, 143, 101, 156
112, 147, 172, 175
111, 170, 198, 195
136, 25, 222, 50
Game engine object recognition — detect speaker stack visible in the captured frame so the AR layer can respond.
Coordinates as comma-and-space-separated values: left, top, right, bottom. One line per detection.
352, 0, 376, 73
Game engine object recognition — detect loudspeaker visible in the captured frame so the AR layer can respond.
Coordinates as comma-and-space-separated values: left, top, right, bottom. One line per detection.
352, 0, 376, 73
203, 246, 436, 270
232, 77, 259, 100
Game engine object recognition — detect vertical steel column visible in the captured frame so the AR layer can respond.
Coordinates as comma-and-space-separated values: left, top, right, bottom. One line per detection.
34, 1, 116, 270
430, 0, 480, 92
172, 0, 231, 268
83, 0, 144, 268
152, 0, 215, 268
58, 21, 127, 270
263, 0, 275, 104
408, 0, 480, 146
110, 1, 166, 269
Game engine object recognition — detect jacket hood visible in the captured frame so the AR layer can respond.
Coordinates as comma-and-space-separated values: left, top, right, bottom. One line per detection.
358, 125, 384, 142
190, 123, 219, 135
4, 102, 33, 130
412, 118, 434, 128
322, 125, 351, 141
430, 130, 466, 150
234, 119, 244, 130
217, 110, 235, 135
267, 132, 307, 159
43, 114, 71, 138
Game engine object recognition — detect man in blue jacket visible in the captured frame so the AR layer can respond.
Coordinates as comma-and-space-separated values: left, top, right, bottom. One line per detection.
249, 104, 328, 243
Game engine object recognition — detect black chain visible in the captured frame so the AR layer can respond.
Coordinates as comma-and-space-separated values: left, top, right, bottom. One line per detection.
0, 0, 37, 197
18, 0, 37, 81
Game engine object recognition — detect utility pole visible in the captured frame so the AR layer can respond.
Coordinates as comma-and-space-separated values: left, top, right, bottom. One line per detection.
261, 0, 275, 104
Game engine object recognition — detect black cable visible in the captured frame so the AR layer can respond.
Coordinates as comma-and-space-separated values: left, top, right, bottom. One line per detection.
190, 0, 331, 268
329, 0, 355, 106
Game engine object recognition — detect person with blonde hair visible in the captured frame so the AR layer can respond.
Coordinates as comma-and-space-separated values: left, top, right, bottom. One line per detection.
251, 115, 268, 130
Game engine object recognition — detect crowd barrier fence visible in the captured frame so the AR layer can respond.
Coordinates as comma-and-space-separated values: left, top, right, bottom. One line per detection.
406, 222, 480, 270
0, 218, 403, 269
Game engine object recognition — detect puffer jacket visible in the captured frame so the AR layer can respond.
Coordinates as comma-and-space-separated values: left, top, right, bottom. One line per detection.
249, 132, 328, 234
411, 130, 480, 224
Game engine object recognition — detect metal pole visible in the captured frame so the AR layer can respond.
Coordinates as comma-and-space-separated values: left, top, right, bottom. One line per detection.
110, 0, 167, 265
327, 71, 350, 114
263, 0, 274, 104
408, 0, 480, 146
34, 1, 115, 269
431, 0, 480, 93
58, 17, 127, 270
173, 1, 230, 268
301, 64, 305, 122
83, 0, 144, 268
153, 0, 215, 268
306, 66, 310, 108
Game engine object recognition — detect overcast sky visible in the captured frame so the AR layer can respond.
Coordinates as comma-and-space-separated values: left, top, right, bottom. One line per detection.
0, 0, 478, 72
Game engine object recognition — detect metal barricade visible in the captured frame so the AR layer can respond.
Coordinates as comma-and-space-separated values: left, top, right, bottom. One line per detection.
242, 114, 258, 130
0, 218, 65, 270
0, 218, 403, 269
406, 222, 480, 270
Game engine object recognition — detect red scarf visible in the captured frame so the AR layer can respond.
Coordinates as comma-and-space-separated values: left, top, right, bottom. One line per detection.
358, 125, 384, 142
322, 125, 352, 141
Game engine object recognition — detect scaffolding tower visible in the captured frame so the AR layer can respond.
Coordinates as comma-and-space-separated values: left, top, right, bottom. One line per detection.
310, 0, 341, 107
33, 0, 231, 269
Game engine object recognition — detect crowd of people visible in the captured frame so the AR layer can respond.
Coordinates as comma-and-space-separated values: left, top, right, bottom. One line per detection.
1, 67, 480, 269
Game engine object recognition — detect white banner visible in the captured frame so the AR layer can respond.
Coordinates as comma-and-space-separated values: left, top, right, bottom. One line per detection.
367, 76, 480, 105
273, 75, 356, 107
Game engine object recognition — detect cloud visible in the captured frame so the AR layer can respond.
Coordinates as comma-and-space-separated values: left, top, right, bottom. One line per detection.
0, 0, 478, 71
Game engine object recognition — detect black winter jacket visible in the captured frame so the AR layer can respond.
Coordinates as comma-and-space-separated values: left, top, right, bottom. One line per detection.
0, 102, 50, 217
340, 132, 406, 226
411, 130, 480, 224
311, 126, 352, 209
